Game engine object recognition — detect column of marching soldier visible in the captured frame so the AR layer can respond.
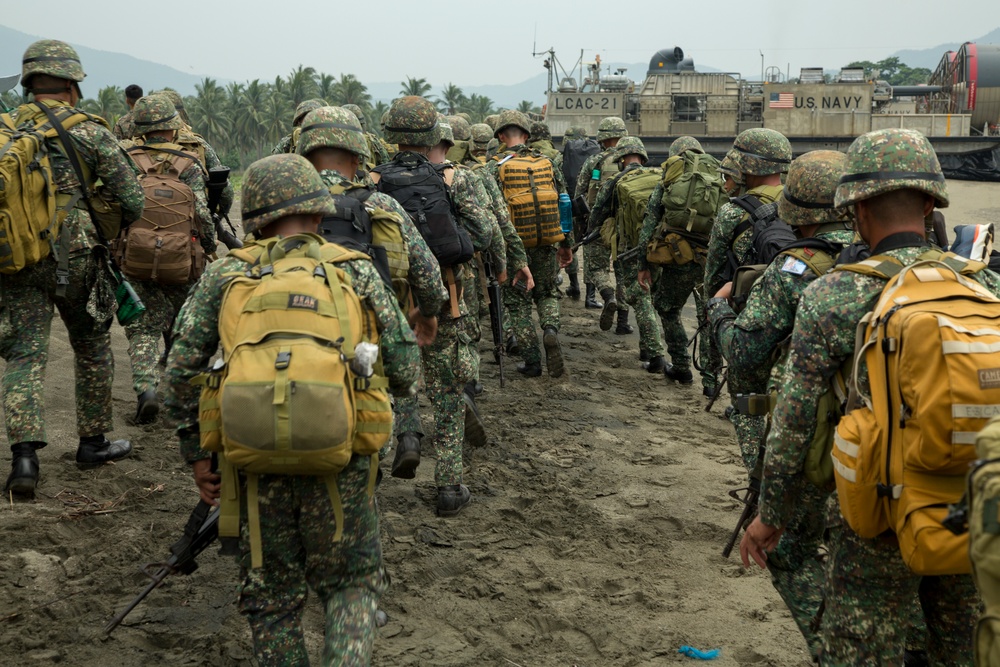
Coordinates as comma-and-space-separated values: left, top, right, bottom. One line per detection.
2, 40, 998, 666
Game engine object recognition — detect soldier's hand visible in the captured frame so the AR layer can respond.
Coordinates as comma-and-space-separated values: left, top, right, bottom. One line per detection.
715, 282, 734, 299
409, 310, 438, 347
512, 267, 534, 291
192, 458, 221, 506
497, 270, 508, 284
557, 247, 573, 269
739, 516, 784, 569
638, 269, 652, 292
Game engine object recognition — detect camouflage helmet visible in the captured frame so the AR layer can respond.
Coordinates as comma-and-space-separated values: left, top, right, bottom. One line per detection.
296, 106, 369, 159
834, 128, 949, 209
732, 128, 792, 176
486, 137, 499, 158
436, 116, 455, 147
484, 114, 500, 131
446, 115, 471, 141
596, 116, 628, 142
342, 103, 368, 131
383, 96, 441, 147
470, 123, 493, 148
494, 110, 532, 139
456, 112, 472, 123
613, 136, 648, 164
779, 150, 852, 227
153, 89, 189, 124
241, 154, 337, 235
571, 126, 590, 139
22, 40, 85, 87
529, 121, 552, 142
132, 95, 185, 135
668, 136, 703, 157
293, 98, 328, 127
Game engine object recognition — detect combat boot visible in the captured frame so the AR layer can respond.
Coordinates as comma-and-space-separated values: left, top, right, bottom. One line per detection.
516, 361, 542, 377
135, 389, 159, 425
391, 432, 421, 479
437, 484, 471, 516
664, 364, 694, 385
465, 380, 483, 397
506, 334, 520, 356
75, 436, 132, 467
463, 390, 488, 448
614, 309, 633, 335
567, 272, 581, 300
585, 284, 601, 309
599, 288, 617, 331
646, 356, 666, 373
542, 326, 564, 378
5, 442, 42, 497
639, 349, 651, 363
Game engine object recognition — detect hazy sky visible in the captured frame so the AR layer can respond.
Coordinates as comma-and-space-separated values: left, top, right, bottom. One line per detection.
4, 0, 995, 86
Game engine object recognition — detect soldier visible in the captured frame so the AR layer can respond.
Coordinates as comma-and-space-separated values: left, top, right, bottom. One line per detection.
372, 96, 494, 515
575, 116, 631, 334
705, 151, 856, 659
112, 83, 142, 140
445, 115, 476, 166
484, 109, 572, 378
528, 121, 560, 161
741, 129, 986, 664
485, 137, 500, 161
271, 98, 328, 155
637, 136, 724, 389
469, 123, 492, 161
118, 94, 214, 424
589, 137, 666, 371
2, 40, 144, 496
165, 153, 419, 666
484, 114, 500, 132
343, 102, 390, 169
703, 128, 790, 471
719, 148, 744, 196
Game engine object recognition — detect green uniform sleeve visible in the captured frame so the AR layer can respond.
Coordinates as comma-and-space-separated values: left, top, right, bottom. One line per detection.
637, 181, 666, 271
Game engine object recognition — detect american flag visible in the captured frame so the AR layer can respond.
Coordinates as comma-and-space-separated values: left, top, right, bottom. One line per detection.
769, 92, 794, 109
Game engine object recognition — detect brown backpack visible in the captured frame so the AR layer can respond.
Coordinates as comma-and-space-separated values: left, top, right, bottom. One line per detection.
117, 145, 205, 285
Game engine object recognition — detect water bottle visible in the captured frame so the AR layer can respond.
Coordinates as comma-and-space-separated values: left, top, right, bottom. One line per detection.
558, 193, 573, 234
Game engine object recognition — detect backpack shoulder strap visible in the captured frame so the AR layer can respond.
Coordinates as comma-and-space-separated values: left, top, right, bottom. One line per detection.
779, 238, 841, 278
834, 253, 903, 280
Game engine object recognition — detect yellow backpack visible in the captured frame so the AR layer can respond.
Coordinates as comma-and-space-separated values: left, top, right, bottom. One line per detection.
195, 235, 392, 567
971, 418, 1000, 666
495, 151, 563, 248
0, 102, 92, 273
833, 251, 999, 575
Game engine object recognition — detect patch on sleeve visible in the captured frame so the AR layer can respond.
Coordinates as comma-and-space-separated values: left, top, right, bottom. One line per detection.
781, 256, 808, 275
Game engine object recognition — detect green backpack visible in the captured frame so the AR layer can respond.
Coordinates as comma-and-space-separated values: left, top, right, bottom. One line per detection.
659, 151, 724, 241
611, 166, 661, 259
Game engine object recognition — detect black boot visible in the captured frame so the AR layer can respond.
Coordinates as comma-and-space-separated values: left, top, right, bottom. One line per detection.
135, 389, 159, 425
516, 361, 542, 377
639, 349, 651, 363
664, 364, 694, 385
465, 380, 483, 397
585, 284, 601, 309
542, 326, 564, 378
646, 356, 666, 373
76, 436, 132, 467
599, 288, 617, 331
506, 334, 520, 356
567, 273, 581, 300
5, 442, 42, 497
437, 484, 471, 517
463, 391, 488, 448
614, 309, 633, 335
391, 432, 421, 479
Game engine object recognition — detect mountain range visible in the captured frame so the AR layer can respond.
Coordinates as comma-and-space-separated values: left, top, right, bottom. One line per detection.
2, 24, 998, 108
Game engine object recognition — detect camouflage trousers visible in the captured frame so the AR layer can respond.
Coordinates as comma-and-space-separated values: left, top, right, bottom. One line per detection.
727, 366, 770, 473
124, 279, 192, 395
0, 254, 115, 443
618, 257, 663, 357
462, 263, 482, 383
820, 527, 977, 666
504, 246, 559, 367
237, 455, 387, 666
651, 262, 710, 375
583, 238, 612, 292
393, 317, 475, 487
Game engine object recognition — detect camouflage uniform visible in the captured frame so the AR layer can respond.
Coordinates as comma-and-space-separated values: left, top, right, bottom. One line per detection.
470, 123, 492, 159
528, 121, 560, 161
121, 96, 213, 421
637, 136, 723, 387
759, 130, 981, 664
112, 109, 134, 140
165, 154, 420, 665
344, 103, 390, 169
270, 98, 328, 155
2, 41, 144, 496
706, 151, 855, 659
485, 110, 571, 376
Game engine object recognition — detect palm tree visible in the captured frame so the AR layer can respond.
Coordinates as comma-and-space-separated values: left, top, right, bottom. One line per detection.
317, 73, 337, 104
332, 74, 371, 108
80, 85, 126, 124
438, 83, 466, 115
371, 100, 389, 136
400, 76, 432, 98
285, 65, 318, 107
517, 100, 541, 115
464, 94, 496, 123
188, 77, 230, 146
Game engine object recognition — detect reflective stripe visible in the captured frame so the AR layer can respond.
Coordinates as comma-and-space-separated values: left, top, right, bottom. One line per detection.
952, 404, 1000, 419
833, 432, 859, 458
831, 455, 858, 483
942, 340, 1000, 354
953, 431, 980, 445
937, 316, 1000, 338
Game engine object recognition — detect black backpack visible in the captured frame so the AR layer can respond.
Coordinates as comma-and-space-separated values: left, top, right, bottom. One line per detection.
372, 152, 474, 268
319, 184, 393, 288
562, 138, 601, 201
723, 194, 798, 282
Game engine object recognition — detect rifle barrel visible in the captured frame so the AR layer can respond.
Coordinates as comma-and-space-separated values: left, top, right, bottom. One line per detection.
103, 565, 171, 634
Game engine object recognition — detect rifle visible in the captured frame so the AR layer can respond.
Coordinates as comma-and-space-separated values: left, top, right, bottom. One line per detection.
104, 459, 225, 634
0, 74, 19, 113
481, 253, 505, 388
615, 244, 644, 263
722, 443, 765, 558
207, 167, 242, 250
704, 369, 728, 412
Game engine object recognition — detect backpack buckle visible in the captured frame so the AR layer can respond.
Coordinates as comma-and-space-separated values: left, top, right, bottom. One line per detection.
274, 351, 291, 370
55, 268, 70, 286
354, 376, 370, 391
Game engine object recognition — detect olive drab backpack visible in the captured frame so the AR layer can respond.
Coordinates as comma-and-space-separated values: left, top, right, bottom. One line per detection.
116, 145, 205, 285
609, 166, 660, 260
495, 150, 563, 248
0, 102, 93, 274
970, 418, 1000, 666
194, 235, 392, 568
832, 250, 1000, 576
645, 151, 724, 266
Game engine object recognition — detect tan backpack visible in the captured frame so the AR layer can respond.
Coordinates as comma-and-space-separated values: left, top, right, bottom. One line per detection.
117, 145, 205, 284
495, 151, 563, 248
